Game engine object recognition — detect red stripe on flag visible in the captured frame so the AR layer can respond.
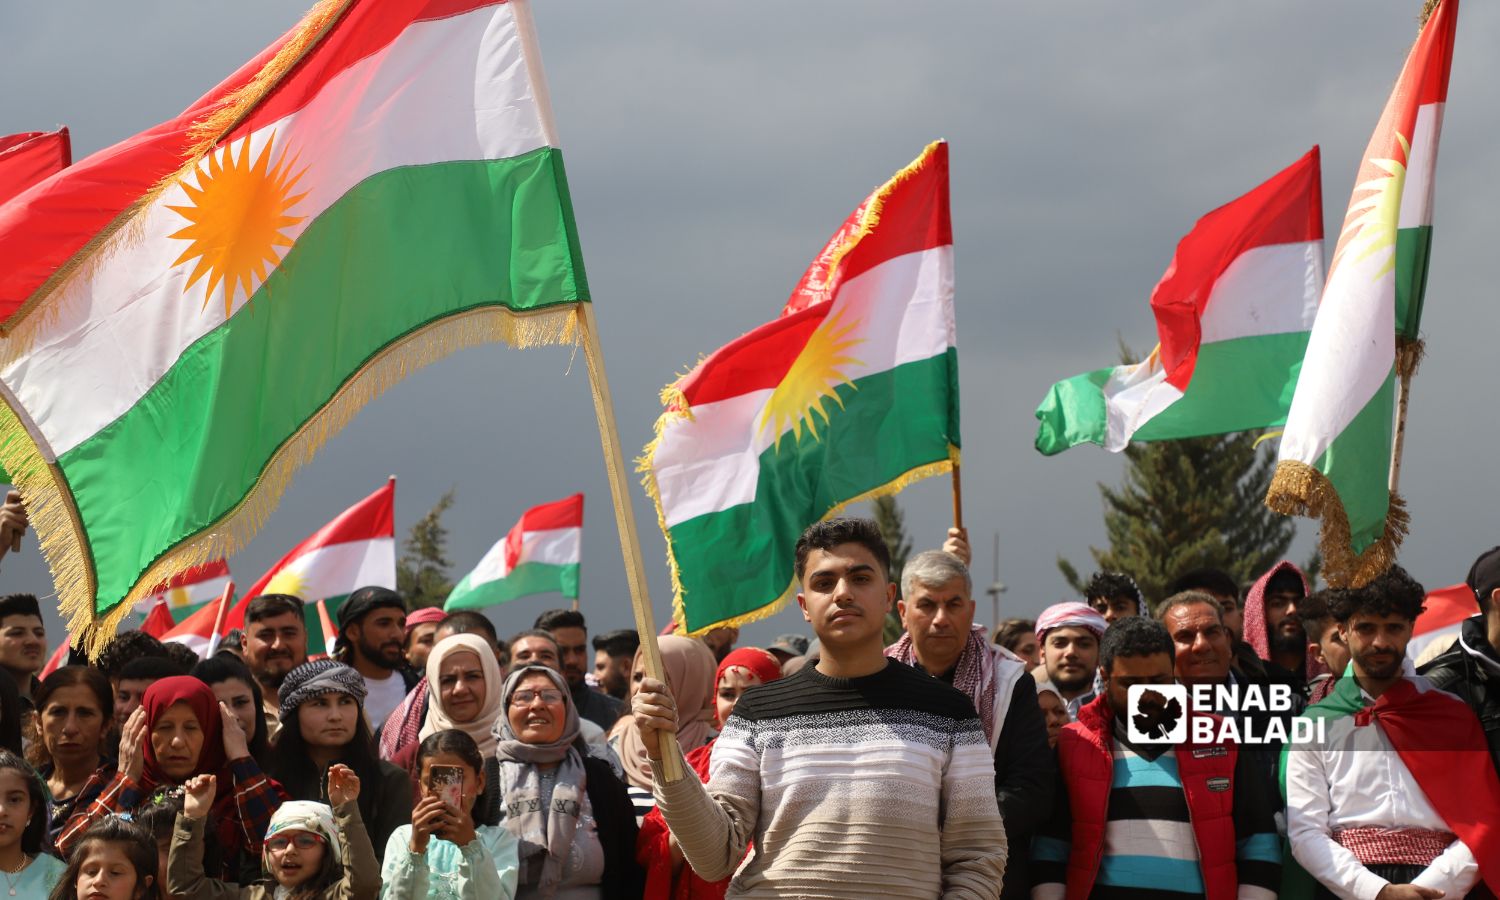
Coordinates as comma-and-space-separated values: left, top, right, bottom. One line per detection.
0, 129, 70, 205
676, 303, 829, 407
1151, 146, 1323, 392
0, 0, 503, 324
1410, 0, 1459, 108
224, 478, 395, 632
782, 141, 951, 318
1416, 583, 1475, 635
519, 493, 584, 532
141, 601, 177, 638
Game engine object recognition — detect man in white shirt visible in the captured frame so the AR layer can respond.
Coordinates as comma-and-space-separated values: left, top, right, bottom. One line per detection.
1285, 565, 1500, 899
333, 586, 418, 729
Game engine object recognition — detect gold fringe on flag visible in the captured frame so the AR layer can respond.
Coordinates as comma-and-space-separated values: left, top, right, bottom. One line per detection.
1265, 459, 1409, 589
0, 303, 581, 657
1396, 337, 1426, 381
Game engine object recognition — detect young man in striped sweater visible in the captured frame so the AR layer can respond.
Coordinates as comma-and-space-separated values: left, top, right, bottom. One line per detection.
633, 517, 1008, 898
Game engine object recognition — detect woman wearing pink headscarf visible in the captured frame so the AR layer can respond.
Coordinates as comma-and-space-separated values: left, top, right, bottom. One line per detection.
607, 636, 717, 823
634, 647, 782, 900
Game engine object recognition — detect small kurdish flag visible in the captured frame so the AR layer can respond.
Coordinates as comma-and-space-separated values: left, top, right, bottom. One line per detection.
642, 142, 958, 635
0, 0, 588, 651
222, 479, 397, 657
131, 559, 232, 614
445, 493, 582, 611
1267, 0, 1459, 587
1035, 148, 1324, 454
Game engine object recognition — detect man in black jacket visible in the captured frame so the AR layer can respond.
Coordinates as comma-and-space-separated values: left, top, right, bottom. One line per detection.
885, 549, 1053, 900
1418, 545, 1500, 776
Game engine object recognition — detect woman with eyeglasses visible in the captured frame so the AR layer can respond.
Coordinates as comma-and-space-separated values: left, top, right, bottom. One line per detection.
27, 666, 114, 845
495, 665, 643, 900
264, 660, 412, 860
55, 675, 288, 884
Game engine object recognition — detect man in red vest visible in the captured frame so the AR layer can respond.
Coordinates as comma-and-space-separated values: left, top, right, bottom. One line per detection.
1031, 615, 1281, 900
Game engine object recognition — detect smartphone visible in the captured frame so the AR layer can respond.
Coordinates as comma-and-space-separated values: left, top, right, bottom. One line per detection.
429, 764, 464, 810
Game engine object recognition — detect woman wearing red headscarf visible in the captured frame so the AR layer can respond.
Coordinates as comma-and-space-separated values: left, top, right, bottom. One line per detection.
636, 647, 783, 900
56, 675, 288, 882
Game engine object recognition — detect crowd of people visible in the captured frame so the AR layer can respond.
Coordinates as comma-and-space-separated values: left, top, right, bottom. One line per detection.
0, 507, 1496, 898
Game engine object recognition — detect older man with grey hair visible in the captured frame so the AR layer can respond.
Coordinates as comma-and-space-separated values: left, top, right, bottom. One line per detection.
887, 549, 1054, 900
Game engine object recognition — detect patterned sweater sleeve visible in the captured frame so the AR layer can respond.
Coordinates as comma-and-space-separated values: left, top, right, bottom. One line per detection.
939, 716, 1008, 900
652, 718, 760, 883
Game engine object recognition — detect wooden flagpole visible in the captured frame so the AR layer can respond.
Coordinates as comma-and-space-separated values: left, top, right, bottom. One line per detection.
1389, 339, 1423, 493
576, 303, 684, 783
950, 459, 964, 532
205, 579, 235, 658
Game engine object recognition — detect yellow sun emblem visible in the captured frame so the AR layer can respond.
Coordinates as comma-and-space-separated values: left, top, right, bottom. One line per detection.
264, 569, 308, 599
1332, 133, 1409, 281
167, 134, 308, 316
759, 307, 865, 449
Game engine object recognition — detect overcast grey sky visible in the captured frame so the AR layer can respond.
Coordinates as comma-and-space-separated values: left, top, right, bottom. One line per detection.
2, 2, 1496, 650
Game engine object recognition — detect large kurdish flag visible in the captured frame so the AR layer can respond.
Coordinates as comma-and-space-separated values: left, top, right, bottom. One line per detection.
445, 493, 582, 611
0, 0, 587, 648
642, 142, 958, 634
1267, 0, 1458, 587
1035, 148, 1323, 455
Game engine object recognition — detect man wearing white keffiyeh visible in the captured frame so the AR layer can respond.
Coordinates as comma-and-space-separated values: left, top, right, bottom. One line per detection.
885, 549, 1055, 900
490, 665, 643, 899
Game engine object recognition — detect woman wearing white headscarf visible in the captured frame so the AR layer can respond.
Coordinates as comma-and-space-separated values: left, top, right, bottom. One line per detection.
492, 665, 643, 900
392, 633, 507, 779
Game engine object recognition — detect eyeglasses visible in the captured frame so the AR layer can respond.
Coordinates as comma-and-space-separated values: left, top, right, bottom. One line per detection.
266, 833, 326, 853
509, 689, 564, 706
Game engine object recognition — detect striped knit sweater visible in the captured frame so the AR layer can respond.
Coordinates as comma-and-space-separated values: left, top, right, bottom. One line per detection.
654, 660, 1007, 899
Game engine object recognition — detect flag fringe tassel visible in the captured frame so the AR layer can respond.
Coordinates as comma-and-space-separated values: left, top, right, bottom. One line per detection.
0, 0, 358, 351
0, 303, 580, 657
1396, 337, 1426, 381
1266, 460, 1408, 589
637, 429, 959, 636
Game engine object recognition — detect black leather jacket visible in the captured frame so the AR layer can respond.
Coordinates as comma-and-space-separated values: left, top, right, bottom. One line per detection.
1419, 614, 1500, 777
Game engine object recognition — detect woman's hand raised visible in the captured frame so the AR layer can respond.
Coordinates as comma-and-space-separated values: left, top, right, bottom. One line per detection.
118, 708, 147, 785
219, 700, 250, 760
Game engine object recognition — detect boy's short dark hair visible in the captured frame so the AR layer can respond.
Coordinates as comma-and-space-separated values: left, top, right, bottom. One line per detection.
1168, 567, 1240, 601
0, 593, 41, 623
1084, 572, 1142, 606
118, 656, 187, 682
162, 641, 200, 674
793, 517, 891, 581
438, 610, 498, 644
534, 609, 586, 632
1328, 565, 1426, 624
1299, 590, 1335, 643
245, 593, 305, 626
1099, 616, 1176, 674
592, 629, 640, 659
95, 630, 171, 682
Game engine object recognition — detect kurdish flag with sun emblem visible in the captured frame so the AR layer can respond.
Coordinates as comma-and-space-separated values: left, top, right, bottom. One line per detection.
641, 142, 958, 635
0, 0, 587, 648
1267, 0, 1459, 587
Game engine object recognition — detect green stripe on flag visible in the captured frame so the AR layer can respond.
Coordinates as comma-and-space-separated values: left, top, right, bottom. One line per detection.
669, 349, 958, 633
1313, 369, 1396, 555
1395, 224, 1434, 341
59, 148, 588, 611
1134, 332, 1308, 440
445, 561, 581, 612
1034, 367, 1111, 455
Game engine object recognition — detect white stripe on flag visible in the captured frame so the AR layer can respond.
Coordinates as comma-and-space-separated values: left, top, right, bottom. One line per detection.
265, 537, 395, 601
1398, 103, 1444, 230
1197, 241, 1322, 342
520, 527, 581, 567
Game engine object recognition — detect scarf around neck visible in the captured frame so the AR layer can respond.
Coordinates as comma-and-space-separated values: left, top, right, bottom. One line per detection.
492, 665, 586, 898
887, 624, 999, 741
421, 633, 506, 757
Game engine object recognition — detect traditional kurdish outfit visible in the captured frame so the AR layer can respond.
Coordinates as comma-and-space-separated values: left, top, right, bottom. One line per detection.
1284, 674, 1500, 899
887, 624, 1054, 900
653, 660, 1007, 898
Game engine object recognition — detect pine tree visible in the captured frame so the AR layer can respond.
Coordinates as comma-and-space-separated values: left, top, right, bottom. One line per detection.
397, 490, 455, 608
872, 495, 914, 591
1057, 432, 1297, 610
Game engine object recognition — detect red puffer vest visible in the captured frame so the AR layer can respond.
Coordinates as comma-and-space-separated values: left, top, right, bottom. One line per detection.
1055, 694, 1239, 900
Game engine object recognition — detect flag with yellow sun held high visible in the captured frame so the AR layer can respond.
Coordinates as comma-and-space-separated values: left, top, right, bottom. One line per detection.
0, 0, 587, 651
641, 141, 958, 635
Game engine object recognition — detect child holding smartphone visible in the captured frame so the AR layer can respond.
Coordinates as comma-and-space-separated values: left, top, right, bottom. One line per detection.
381, 730, 518, 900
